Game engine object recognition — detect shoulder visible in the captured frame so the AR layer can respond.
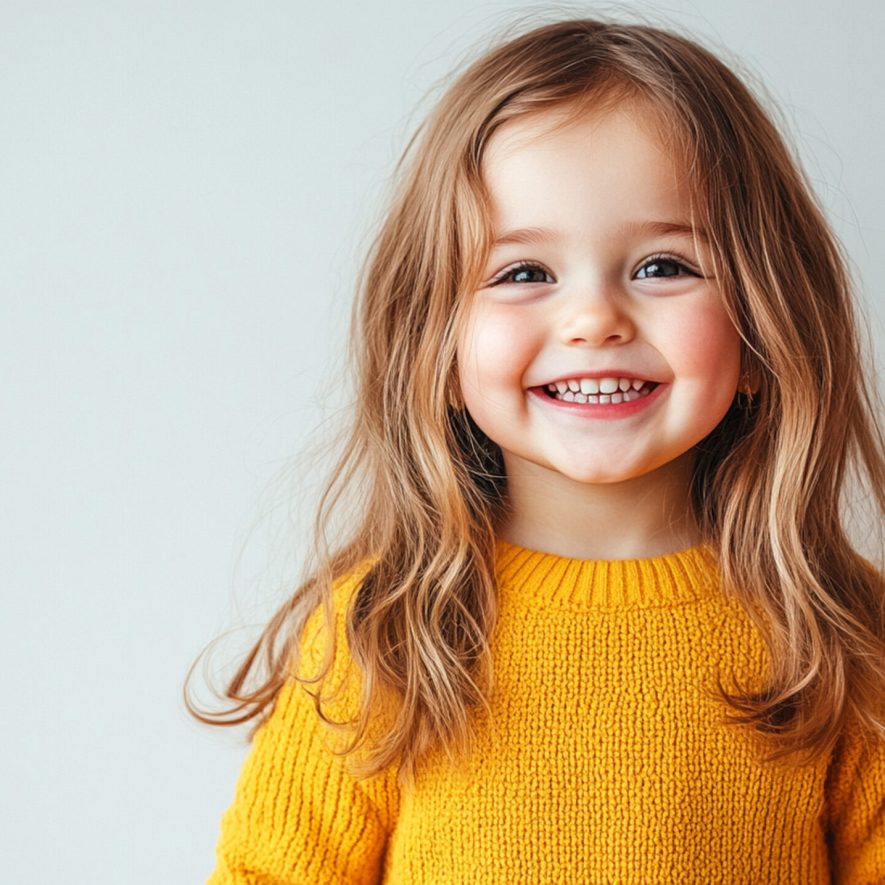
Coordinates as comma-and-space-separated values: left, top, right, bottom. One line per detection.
824, 709, 885, 876
297, 557, 376, 666
287, 556, 378, 720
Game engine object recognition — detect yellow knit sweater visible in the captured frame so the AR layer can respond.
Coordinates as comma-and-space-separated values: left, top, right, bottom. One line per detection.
207, 539, 885, 883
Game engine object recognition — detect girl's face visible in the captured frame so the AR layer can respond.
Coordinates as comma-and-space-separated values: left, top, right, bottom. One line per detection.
456, 104, 742, 492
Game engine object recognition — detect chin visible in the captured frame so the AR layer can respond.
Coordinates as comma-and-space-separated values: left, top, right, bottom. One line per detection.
554, 465, 641, 485
559, 455, 681, 485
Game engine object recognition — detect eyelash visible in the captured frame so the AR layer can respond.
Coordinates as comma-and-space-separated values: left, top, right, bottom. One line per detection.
489, 253, 700, 286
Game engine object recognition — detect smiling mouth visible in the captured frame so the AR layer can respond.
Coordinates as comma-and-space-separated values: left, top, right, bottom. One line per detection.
540, 381, 660, 404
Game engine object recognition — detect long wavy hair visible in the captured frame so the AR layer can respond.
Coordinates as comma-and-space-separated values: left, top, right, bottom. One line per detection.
185, 12, 885, 791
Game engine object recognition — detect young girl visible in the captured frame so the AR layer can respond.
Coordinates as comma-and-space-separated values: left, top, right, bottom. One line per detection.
189, 14, 885, 883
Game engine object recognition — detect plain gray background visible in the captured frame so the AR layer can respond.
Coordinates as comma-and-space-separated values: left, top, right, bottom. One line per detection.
2, 1, 883, 882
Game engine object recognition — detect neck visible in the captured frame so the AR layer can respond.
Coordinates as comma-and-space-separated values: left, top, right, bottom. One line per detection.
497, 450, 700, 561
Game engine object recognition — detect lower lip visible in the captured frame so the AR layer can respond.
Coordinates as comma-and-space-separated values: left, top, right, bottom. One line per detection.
528, 383, 668, 419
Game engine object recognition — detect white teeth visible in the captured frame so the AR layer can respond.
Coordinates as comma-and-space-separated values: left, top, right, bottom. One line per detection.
598, 377, 619, 394
544, 378, 655, 404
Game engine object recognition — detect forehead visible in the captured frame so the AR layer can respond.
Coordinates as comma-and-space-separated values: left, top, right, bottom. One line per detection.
484, 96, 684, 166
480, 103, 695, 226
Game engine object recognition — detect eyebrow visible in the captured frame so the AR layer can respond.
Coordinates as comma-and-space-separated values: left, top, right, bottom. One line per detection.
492, 220, 708, 247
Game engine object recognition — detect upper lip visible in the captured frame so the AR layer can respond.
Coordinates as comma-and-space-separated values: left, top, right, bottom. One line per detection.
534, 370, 660, 387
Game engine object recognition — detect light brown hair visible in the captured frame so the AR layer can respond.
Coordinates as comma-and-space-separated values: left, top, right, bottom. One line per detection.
185, 11, 885, 791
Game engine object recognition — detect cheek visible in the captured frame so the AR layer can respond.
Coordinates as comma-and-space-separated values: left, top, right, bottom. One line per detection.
666, 305, 742, 381
458, 306, 538, 390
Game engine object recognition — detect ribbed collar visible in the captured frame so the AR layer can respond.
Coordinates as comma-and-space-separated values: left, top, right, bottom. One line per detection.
494, 537, 721, 610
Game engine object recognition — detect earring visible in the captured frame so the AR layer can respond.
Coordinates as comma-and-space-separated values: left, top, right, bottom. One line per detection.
446, 358, 465, 411
446, 381, 465, 411
738, 372, 758, 397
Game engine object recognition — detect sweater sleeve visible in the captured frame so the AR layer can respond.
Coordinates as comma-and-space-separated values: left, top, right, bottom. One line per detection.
825, 712, 885, 882
206, 565, 395, 884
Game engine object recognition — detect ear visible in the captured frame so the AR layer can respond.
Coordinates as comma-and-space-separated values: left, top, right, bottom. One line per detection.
747, 366, 763, 395
446, 373, 465, 411
739, 366, 762, 396
735, 344, 761, 395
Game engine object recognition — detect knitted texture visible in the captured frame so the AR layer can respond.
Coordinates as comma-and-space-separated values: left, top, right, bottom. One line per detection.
207, 540, 885, 883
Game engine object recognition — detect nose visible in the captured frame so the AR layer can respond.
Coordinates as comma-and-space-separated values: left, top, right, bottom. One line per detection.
557, 285, 635, 346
